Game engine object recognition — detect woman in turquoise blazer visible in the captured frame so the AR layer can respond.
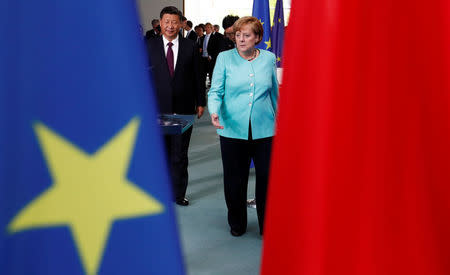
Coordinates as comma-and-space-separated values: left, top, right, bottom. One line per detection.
207, 16, 279, 237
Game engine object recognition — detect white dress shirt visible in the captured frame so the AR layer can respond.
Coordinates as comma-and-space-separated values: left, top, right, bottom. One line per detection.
162, 35, 179, 70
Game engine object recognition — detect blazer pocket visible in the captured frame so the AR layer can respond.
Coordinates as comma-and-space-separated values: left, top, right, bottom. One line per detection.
269, 102, 275, 118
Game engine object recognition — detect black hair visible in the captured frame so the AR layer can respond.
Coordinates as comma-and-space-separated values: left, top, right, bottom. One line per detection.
222, 15, 240, 29
160, 6, 182, 21
187, 21, 193, 28
151, 19, 159, 25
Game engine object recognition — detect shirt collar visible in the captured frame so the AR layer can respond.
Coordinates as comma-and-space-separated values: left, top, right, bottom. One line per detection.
162, 35, 179, 47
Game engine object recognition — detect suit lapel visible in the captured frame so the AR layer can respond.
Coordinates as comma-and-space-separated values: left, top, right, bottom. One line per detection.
174, 38, 184, 78
156, 36, 173, 80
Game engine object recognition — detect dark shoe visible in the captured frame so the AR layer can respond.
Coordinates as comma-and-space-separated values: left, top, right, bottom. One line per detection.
175, 198, 189, 206
230, 229, 245, 237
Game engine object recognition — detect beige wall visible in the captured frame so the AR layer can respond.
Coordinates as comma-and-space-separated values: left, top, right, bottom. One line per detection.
137, 0, 184, 33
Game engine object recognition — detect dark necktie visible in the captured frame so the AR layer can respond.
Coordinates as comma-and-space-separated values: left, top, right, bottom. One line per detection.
167, 42, 174, 77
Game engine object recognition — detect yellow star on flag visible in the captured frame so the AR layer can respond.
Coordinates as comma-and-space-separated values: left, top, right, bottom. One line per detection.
265, 38, 272, 50
8, 117, 164, 275
277, 56, 281, 62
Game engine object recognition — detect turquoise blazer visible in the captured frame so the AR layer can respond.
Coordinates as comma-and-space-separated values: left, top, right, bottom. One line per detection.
207, 48, 279, 140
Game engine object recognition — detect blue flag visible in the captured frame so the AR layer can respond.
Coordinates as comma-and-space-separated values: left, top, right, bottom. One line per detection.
271, 0, 285, 67
252, 0, 272, 51
0, 1, 184, 275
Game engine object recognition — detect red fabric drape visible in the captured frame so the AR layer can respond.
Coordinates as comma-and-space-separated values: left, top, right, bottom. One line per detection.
261, 1, 450, 274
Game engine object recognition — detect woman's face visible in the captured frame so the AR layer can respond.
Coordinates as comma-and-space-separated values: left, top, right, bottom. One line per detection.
235, 24, 259, 53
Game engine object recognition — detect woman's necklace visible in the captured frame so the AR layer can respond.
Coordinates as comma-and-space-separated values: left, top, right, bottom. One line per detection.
247, 49, 258, 62
239, 48, 258, 61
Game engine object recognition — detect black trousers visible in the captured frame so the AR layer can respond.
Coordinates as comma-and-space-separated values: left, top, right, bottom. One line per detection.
201, 57, 213, 83
219, 133, 273, 235
164, 126, 193, 201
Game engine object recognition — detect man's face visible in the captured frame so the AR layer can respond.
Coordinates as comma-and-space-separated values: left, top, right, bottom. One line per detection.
160, 13, 181, 41
205, 24, 213, 35
195, 27, 203, 37
224, 26, 235, 42
152, 20, 159, 30
183, 22, 190, 31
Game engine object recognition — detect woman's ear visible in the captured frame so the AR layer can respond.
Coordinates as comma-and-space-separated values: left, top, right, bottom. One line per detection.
256, 35, 261, 44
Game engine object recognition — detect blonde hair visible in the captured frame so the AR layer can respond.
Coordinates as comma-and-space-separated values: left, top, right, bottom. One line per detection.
233, 16, 263, 44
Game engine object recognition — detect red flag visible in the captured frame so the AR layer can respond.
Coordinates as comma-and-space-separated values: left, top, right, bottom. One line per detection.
262, 1, 450, 275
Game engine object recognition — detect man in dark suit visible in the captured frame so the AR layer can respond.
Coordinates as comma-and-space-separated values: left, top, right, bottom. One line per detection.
147, 6, 206, 206
179, 16, 187, 38
194, 25, 204, 48
200, 22, 223, 83
220, 15, 239, 52
210, 25, 224, 74
145, 19, 160, 40
213, 24, 222, 35
185, 20, 197, 41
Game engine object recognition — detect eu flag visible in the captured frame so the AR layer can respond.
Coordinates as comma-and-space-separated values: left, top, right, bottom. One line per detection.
252, 0, 272, 51
271, 0, 285, 67
0, 1, 184, 275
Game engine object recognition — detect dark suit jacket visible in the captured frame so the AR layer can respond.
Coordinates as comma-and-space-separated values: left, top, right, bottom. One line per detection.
220, 37, 235, 52
147, 36, 206, 114
145, 30, 159, 40
186, 30, 197, 41
198, 36, 205, 52
200, 33, 223, 61
200, 32, 224, 72
210, 32, 223, 59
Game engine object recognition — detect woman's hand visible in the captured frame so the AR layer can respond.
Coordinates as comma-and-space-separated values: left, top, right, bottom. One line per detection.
211, 113, 224, 129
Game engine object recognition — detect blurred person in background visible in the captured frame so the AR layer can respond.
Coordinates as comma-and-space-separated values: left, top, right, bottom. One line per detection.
194, 25, 205, 50
213, 24, 221, 34
220, 15, 239, 51
145, 19, 160, 40
179, 16, 187, 37
185, 20, 197, 41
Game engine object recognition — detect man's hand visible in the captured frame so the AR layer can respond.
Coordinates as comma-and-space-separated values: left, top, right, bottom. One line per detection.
210, 113, 224, 129
196, 106, 205, 118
